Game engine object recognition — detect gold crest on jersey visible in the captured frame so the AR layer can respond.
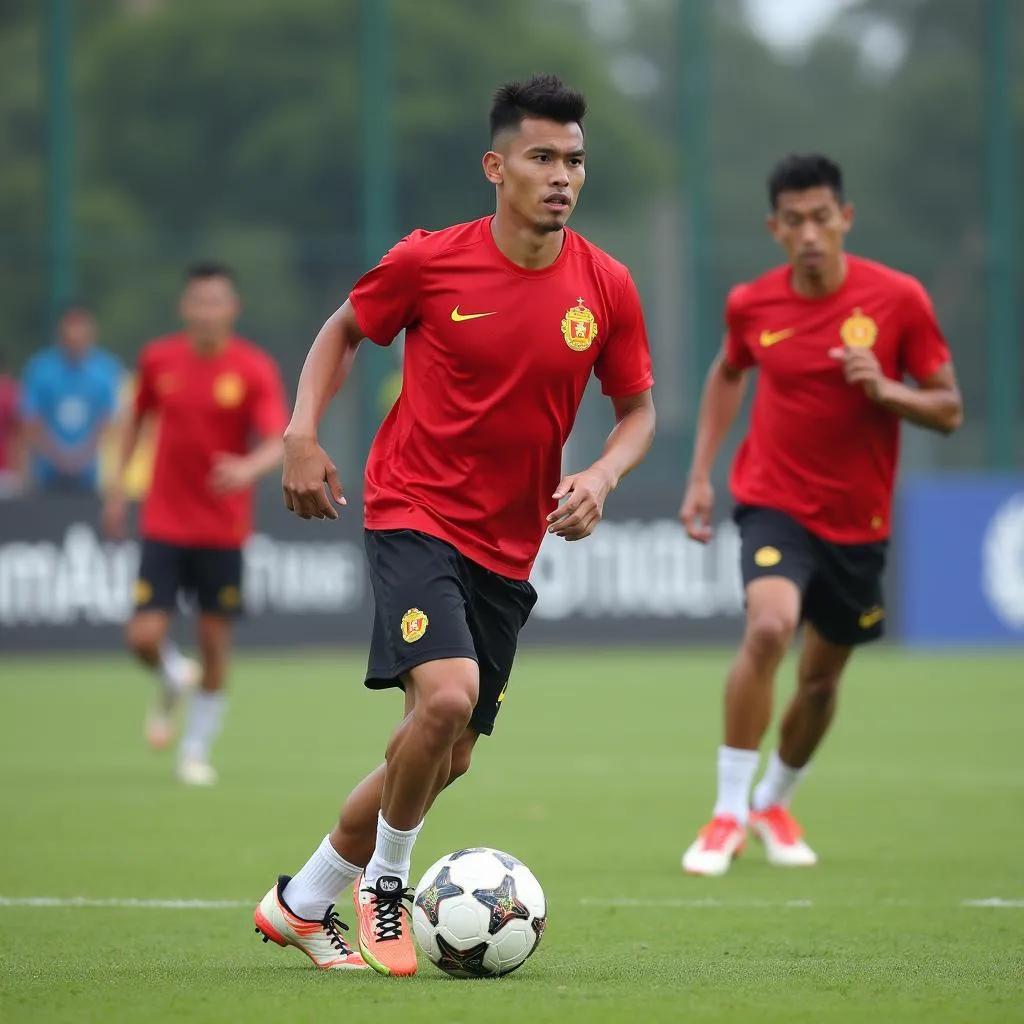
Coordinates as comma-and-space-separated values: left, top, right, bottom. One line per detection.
213, 372, 245, 407
561, 298, 598, 352
839, 308, 878, 349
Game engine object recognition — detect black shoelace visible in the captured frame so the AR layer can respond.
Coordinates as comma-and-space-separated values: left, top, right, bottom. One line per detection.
365, 885, 413, 942
321, 906, 355, 954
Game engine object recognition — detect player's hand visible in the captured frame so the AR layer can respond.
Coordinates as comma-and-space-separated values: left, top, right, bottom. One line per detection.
101, 493, 128, 540
680, 477, 715, 544
281, 433, 345, 520
209, 452, 256, 495
546, 465, 614, 541
829, 345, 889, 402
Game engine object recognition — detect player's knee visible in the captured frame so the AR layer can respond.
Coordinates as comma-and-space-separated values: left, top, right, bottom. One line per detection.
125, 615, 161, 657
419, 687, 476, 740
744, 611, 797, 660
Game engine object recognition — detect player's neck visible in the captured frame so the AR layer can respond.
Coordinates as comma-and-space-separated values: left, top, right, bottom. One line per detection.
187, 332, 230, 356
490, 211, 564, 270
790, 254, 848, 299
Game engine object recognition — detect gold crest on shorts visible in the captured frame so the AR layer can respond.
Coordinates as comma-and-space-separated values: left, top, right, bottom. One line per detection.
218, 585, 241, 610
839, 308, 878, 349
133, 579, 153, 606
754, 546, 782, 568
561, 298, 598, 352
401, 608, 429, 643
213, 372, 245, 407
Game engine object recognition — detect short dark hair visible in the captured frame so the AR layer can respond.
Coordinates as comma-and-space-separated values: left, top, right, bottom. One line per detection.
490, 74, 587, 144
768, 154, 844, 209
185, 260, 235, 284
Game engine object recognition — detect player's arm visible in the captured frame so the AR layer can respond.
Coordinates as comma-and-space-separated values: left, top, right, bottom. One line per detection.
831, 352, 963, 434
281, 300, 366, 520
829, 281, 963, 435
680, 349, 749, 543
102, 364, 154, 538
547, 389, 655, 542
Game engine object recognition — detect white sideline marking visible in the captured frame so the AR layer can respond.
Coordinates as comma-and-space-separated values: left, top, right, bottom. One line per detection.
0, 896, 1020, 911
960, 898, 1024, 908
0, 897, 250, 909
580, 898, 814, 908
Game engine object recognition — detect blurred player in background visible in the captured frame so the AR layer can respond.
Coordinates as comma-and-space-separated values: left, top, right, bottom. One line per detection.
103, 262, 287, 786
254, 74, 656, 975
20, 303, 122, 493
679, 154, 963, 877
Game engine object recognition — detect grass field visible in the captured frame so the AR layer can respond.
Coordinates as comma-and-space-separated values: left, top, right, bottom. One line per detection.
1, 647, 1022, 1023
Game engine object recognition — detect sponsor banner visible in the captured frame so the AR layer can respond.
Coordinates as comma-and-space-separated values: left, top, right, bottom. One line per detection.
0, 490, 747, 651
898, 475, 1024, 646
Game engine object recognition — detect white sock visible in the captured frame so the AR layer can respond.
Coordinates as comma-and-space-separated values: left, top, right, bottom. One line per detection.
158, 640, 190, 709
363, 812, 423, 888
712, 745, 760, 826
752, 750, 807, 812
283, 835, 362, 921
178, 692, 226, 764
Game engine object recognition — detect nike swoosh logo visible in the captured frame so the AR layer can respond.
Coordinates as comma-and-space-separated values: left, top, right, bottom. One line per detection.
759, 328, 796, 347
451, 306, 497, 322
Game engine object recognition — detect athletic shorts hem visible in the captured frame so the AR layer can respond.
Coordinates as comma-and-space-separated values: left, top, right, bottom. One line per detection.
804, 613, 885, 648
365, 645, 481, 690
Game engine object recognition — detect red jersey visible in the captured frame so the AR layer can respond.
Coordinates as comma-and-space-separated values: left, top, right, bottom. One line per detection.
134, 334, 288, 548
724, 255, 951, 543
350, 216, 654, 579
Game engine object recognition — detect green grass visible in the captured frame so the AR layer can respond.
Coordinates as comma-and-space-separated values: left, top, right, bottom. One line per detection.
1, 648, 1022, 1023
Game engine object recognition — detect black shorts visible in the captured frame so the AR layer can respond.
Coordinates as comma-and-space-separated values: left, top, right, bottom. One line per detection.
363, 529, 538, 736
134, 539, 244, 617
735, 505, 888, 646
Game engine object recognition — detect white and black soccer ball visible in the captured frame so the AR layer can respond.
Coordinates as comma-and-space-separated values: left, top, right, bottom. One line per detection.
412, 847, 547, 978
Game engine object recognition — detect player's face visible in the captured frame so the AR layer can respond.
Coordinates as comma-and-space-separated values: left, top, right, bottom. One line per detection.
58, 309, 96, 359
768, 187, 853, 277
180, 276, 239, 342
485, 118, 586, 233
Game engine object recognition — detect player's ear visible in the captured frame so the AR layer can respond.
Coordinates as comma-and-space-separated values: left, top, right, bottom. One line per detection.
841, 202, 855, 232
482, 150, 504, 186
765, 212, 781, 241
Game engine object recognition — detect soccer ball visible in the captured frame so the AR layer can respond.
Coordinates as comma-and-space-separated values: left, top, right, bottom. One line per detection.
412, 847, 547, 978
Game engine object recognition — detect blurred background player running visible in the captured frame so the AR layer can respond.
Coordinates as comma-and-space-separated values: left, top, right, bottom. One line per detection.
103, 262, 288, 786
679, 154, 963, 876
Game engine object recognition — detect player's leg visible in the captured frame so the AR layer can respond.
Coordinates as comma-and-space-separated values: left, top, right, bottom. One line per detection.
683, 507, 813, 877
749, 535, 886, 866
176, 547, 242, 785
257, 529, 481, 975
255, 689, 479, 973
126, 540, 199, 749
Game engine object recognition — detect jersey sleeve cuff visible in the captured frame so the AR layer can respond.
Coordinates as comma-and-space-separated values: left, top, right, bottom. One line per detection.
599, 374, 654, 398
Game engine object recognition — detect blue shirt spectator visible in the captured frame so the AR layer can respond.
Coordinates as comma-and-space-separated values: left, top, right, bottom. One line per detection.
20, 304, 122, 491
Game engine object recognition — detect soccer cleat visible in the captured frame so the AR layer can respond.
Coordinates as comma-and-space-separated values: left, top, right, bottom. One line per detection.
354, 873, 418, 977
254, 875, 368, 970
145, 705, 174, 750
749, 805, 818, 867
176, 758, 218, 786
682, 814, 747, 877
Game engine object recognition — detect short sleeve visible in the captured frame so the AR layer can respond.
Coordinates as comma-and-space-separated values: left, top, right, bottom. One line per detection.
722, 286, 755, 371
901, 279, 952, 383
593, 273, 655, 397
19, 357, 43, 419
249, 354, 289, 438
348, 232, 425, 346
134, 349, 158, 417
